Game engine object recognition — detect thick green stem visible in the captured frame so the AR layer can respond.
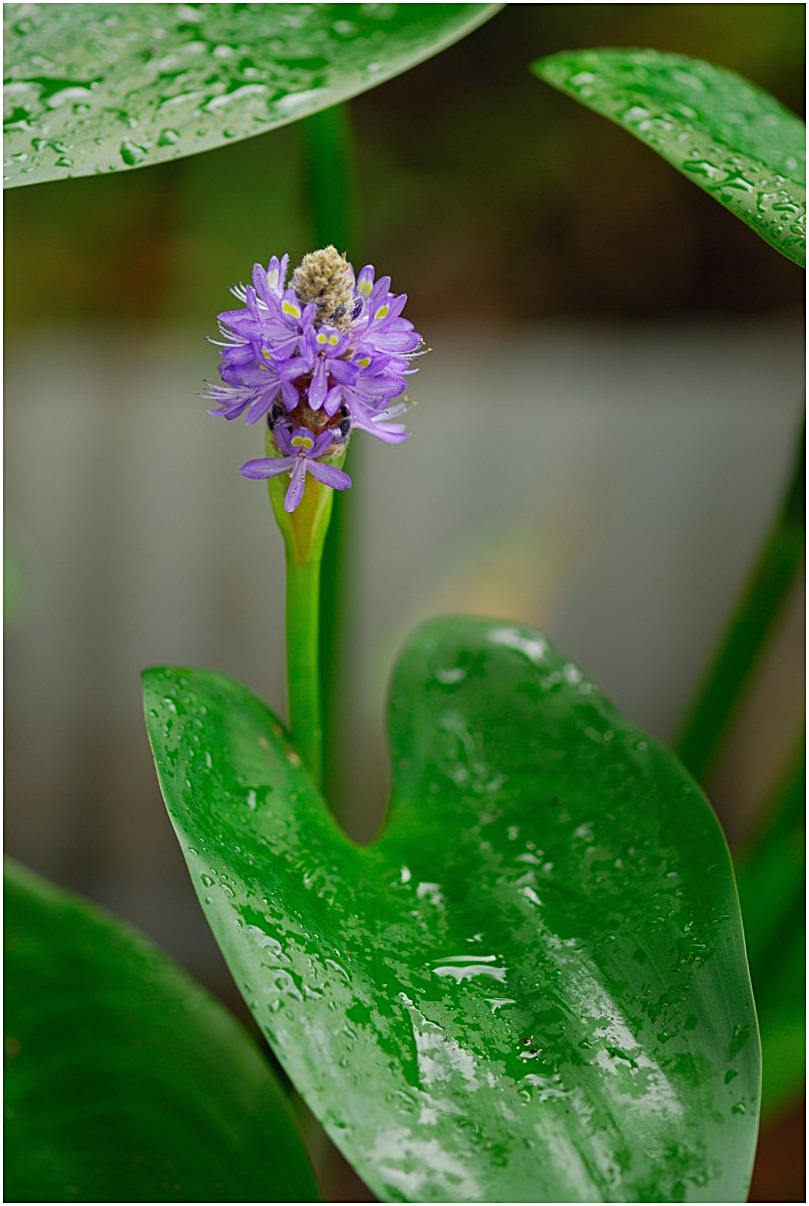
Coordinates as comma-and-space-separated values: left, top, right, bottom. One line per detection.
675, 420, 805, 783
285, 552, 323, 790
735, 733, 805, 973
300, 105, 357, 254
300, 104, 358, 808
267, 433, 341, 795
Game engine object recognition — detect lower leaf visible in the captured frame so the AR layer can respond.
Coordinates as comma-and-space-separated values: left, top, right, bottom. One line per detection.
144, 616, 760, 1202
4, 859, 319, 1203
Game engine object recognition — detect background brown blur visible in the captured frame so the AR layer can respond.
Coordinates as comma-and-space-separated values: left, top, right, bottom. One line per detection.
5, 5, 805, 1200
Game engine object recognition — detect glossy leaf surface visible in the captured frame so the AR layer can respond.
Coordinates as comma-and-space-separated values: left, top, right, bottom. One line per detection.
4, 859, 319, 1203
533, 48, 806, 266
144, 617, 760, 1202
3, 3, 499, 188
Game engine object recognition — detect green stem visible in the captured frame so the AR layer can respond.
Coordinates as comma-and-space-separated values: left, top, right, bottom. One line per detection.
267, 433, 341, 794
675, 419, 805, 783
300, 104, 358, 808
735, 733, 805, 976
285, 552, 324, 790
300, 105, 357, 253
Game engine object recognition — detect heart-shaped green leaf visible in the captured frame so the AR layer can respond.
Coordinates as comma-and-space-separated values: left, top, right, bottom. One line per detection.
144, 616, 760, 1202
532, 48, 806, 267
3, 3, 500, 188
4, 858, 319, 1203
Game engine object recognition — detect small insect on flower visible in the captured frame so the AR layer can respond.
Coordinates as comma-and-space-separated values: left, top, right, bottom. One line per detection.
205, 246, 424, 511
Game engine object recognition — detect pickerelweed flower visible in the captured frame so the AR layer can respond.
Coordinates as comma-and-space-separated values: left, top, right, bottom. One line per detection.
205, 246, 423, 511
241, 426, 351, 514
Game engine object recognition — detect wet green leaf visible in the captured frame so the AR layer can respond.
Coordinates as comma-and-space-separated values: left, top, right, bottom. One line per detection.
4, 3, 500, 188
144, 616, 760, 1202
532, 48, 806, 267
4, 859, 319, 1203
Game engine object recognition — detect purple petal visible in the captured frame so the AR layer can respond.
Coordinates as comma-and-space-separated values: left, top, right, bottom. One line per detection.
284, 458, 308, 512
329, 359, 358, 385
311, 429, 337, 458
356, 265, 375, 297
274, 425, 294, 455
280, 379, 300, 411
323, 384, 344, 417
307, 460, 352, 490
244, 383, 281, 425
240, 456, 294, 480
308, 360, 328, 410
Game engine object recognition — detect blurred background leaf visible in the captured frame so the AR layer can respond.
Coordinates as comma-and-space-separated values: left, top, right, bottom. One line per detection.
532, 48, 806, 266
5, 858, 319, 1203
3, 3, 500, 188
4, 5, 804, 331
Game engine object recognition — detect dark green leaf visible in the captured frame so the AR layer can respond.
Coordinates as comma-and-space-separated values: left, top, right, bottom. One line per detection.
532, 48, 806, 267
736, 747, 805, 1121
144, 617, 760, 1202
4, 859, 319, 1203
4, 3, 500, 188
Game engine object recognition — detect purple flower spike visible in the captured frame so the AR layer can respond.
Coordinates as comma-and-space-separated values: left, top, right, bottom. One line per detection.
209, 245, 423, 510
241, 425, 352, 513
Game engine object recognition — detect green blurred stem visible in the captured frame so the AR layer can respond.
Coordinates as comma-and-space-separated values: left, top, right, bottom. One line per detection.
675, 420, 805, 782
300, 104, 358, 804
285, 552, 323, 791
735, 734, 805, 1124
735, 734, 805, 973
301, 104, 357, 255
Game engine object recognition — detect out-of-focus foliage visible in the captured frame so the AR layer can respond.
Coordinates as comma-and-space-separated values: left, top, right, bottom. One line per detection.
4, 3, 499, 187
4, 5, 804, 332
5, 859, 319, 1203
736, 746, 805, 1123
533, 49, 805, 266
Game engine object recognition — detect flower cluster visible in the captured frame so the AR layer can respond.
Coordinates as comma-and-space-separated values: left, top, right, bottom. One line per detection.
206, 246, 422, 512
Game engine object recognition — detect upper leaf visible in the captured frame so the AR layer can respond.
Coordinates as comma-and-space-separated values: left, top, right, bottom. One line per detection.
144, 616, 760, 1202
3, 3, 500, 188
4, 858, 319, 1203
532, 48, 806, 267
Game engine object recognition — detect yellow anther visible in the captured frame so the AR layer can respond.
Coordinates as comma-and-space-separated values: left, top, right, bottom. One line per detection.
282, 300, 301, 319
291, 435, 314, 450
374, 304, 390, 321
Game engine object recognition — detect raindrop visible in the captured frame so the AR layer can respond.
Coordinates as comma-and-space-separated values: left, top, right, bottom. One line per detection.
119, 138, 148, 166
